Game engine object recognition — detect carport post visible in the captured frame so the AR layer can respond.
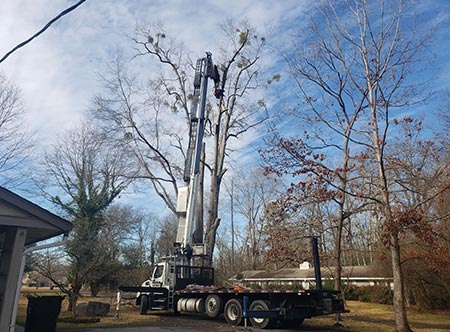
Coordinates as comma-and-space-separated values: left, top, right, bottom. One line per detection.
9, 234, 68, 332
115, 290, 122, 319
1, 228, 26, 332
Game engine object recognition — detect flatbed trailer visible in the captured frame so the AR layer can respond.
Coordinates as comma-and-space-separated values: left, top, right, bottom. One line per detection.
118, 265, 346, 329
176, 286, 346, 328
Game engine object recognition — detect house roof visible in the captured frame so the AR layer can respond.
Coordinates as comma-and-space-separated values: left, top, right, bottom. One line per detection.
233, 265, 391, 281
0, 186, 72, 245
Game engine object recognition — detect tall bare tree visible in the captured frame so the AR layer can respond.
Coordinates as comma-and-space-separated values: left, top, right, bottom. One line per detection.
92, 20, 268, 263
0, 73, 34, 188
202, 21, 268, 264
352, 2, 432, 330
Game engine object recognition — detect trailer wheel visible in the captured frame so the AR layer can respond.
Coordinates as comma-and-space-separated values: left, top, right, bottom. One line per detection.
249, 300, 273, 329
224, 299, 243, 326
205, 295, 223, 318
139, 295, 149, 315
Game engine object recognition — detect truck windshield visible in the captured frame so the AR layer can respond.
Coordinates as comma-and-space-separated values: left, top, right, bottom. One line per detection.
153, 265, 164, 279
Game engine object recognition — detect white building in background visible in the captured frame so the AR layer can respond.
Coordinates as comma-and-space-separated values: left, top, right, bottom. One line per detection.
231, 263, 393, 290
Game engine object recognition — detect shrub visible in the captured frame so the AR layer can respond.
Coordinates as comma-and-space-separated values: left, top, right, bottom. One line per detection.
344, 285, 393, 305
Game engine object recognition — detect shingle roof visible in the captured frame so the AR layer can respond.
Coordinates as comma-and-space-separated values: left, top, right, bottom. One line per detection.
234, 265, 391, 280
0, 186, 72, 245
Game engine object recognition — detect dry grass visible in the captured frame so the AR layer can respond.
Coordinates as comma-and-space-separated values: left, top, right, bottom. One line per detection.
17, 287, 159, 328
16, 288, 450, 331
304, 301, 450, 332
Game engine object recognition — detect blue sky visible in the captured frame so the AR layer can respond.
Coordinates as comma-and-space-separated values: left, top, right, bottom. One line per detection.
0, 0, 305, 143
0, 0, 449, 216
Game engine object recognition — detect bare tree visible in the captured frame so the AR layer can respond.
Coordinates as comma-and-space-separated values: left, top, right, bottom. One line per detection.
155, 215, 178, 259
93, 44, 189, 214
203, 21, 268, 264
332, 1, 432, 330
437, 89, 450, 152
263, 0, 372, 294
92, 20, 268, 264
93, 204, 156, 293
0, 73, 34, 188
231, 169, 281, 270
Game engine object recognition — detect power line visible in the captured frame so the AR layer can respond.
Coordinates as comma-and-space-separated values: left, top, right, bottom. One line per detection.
0, 0, 88, 64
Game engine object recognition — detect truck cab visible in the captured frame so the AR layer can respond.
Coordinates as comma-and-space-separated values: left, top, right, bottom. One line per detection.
136, 257, 214, 313
148, 261, 172, 288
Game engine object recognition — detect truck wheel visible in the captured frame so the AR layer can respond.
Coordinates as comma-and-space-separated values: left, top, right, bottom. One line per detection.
205, 295, 223, 318
249, 300, 272, 329
224, 299, 243, 326
139, 295, 149, 315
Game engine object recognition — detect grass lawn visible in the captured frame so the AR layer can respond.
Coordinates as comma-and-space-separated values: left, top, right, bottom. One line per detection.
16, 288, 450, 331
305, 301, 450, 332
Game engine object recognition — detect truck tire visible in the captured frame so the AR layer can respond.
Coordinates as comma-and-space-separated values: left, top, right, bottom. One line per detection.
224, 299, 243, 326
205, 295, 223, 318
249, 300, 273, 329
139, 295, 149, 315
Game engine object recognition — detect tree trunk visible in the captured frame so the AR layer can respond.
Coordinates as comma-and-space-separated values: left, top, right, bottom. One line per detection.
391, 234, 413, 332
204, 217, 220, 266
67, 285, 81, 317
334, 216, 343, 292
204, 128, 221, 266
372, 111, 412, 332
90, 281, 100, 297
204, 97, 229, 265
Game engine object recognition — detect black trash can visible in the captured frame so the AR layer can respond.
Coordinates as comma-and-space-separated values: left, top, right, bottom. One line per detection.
24, 294, 64, 332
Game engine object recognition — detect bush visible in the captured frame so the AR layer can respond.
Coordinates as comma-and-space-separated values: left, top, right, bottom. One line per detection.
403, 258, 450, 310
344, 285, 393, 305
322, 279, 336, 290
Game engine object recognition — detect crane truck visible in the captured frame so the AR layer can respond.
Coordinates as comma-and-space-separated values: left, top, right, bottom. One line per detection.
117, 52, 347, 329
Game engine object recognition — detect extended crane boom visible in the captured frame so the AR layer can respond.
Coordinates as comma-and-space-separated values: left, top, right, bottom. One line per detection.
176, 52, 220, 252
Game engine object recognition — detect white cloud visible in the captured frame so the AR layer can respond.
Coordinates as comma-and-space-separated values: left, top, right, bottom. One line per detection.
0, 0, 308, 145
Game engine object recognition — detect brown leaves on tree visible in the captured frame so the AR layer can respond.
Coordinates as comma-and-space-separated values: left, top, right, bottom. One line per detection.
382, 207, 433, 247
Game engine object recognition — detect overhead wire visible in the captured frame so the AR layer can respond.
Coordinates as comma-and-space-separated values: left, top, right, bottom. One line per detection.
0, 0, 88, 64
